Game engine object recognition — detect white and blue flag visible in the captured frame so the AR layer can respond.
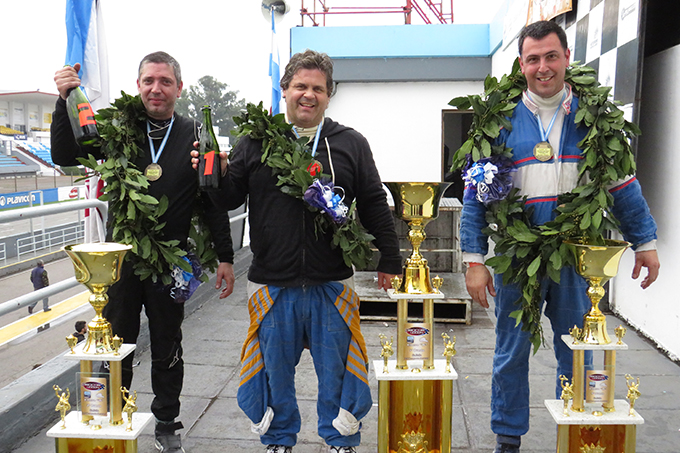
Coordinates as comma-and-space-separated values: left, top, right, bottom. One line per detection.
269, 8, 282, 115
65, 0, 109, 111
65, 0, 109, 242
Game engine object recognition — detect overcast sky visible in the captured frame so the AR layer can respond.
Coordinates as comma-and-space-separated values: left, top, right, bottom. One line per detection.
3, 0, 502, 105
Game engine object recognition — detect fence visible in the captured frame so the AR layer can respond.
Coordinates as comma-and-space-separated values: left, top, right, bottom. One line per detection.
16, 223, 84, 261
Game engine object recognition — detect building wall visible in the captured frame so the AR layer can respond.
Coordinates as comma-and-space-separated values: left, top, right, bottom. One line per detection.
608, 44, 680, 359
326, 81, 483, 182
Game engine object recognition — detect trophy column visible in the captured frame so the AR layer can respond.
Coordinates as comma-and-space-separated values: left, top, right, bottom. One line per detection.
46, 243, 153, 453
544, 240, 644, 453
376, 182, 457, 453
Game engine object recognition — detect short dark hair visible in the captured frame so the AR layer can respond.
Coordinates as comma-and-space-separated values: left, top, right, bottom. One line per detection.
280, 49, 334, 96
75, 320, 87, 332
518, 20, 568, 56
138, 51, 182, 85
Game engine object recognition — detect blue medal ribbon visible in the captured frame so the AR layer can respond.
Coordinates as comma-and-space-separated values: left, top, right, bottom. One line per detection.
147, 115, 175, 164
292, 119, 323, 157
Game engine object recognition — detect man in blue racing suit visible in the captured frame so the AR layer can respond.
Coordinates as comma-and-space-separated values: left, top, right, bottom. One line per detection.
459, 21, 660, 453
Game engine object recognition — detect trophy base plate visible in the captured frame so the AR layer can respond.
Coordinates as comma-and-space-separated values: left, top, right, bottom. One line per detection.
46, 411, 154, 439
544, 399, 644, 424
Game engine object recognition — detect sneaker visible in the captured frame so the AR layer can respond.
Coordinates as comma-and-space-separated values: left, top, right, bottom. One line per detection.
155, 421, 185, 453
28, 307, 33, 314
328, 447, 357, 453
44, 308, 51, 312
155, 432, 185, 452
266, 446, 292, 453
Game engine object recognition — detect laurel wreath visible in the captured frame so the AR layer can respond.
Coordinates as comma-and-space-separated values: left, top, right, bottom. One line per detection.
77, 92, 219, 285
233, 102, 375, 270
450, 59, 640, 352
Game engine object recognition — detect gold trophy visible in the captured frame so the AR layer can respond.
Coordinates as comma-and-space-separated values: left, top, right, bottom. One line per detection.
565, 239, 631, 345
385, 182, 450, 295
545, 240, 643, 452
384, 182, 450, 369
375, 182, 454, 453
64, 243, 131, 354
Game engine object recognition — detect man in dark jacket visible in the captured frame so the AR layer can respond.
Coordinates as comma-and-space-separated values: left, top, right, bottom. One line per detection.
51, 51, 235, 453
29, 260, 50, 313
197, 50, 401, 453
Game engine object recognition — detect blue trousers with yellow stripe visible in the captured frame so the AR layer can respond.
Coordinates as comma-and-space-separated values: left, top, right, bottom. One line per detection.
237, 282, 372, 447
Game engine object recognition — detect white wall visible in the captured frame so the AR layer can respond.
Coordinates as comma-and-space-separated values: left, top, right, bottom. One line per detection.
609, 44, 680, 359
326, 81, 483, 182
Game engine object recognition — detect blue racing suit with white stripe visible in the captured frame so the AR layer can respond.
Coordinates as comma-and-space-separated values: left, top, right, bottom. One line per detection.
460, 89, 657, 437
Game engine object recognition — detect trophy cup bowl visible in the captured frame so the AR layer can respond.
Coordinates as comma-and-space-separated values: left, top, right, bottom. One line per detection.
384, 182, 451, 294
565, 239, 631, 345
64, 242, 132, 354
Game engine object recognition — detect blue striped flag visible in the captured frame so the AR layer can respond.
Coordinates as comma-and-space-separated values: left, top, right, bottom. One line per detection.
269, 8, 282, 115
65, 0, 109, 242
65, 0, 109, 111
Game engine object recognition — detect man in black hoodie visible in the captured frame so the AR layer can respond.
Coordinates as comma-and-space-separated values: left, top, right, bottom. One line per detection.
52, 51, 235, 453
198, 50, 401, 453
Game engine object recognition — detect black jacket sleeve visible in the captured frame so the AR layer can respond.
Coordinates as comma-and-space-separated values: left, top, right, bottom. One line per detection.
200, 192, 234, 264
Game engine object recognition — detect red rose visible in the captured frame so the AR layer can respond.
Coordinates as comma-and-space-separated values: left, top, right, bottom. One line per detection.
307, 161, 322, 176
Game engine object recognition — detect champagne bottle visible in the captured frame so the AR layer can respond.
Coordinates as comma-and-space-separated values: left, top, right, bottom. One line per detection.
198, 106, 221, 191
65, 86, 99, 146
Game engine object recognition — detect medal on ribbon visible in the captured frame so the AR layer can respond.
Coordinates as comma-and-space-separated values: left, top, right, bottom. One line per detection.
533, 141, 553, 162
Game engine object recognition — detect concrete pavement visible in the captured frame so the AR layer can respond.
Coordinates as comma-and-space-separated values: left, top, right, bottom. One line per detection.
4, 248, 680, 452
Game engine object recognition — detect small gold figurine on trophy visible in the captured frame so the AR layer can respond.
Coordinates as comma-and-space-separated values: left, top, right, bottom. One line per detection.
615, 325, 627, 345
121, 386, 138, 431
391, 276, 402, 292
432, 275, 443, 293
53, 385, 71, 429
625, 374, 641, 416
112, 335, 123, 356
379, 334, 394, 374
559, 375, 574, 416
65, 334, 78, 354
442, 332, 456, 373
579, 443, 606, 453
569, 325, 582, 344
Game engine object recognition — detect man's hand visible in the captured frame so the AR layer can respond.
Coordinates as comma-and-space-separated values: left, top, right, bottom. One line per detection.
215, 262, 235, 299
54, 63, 82, 100
377, 272, 398, 291
465, 264, 496, 309
632, 250, 660, 289
191, 141, 228, 175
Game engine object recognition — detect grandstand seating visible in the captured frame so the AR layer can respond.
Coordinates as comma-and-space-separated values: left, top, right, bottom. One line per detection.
17, 142, 55, 166
0, 154, 26, 167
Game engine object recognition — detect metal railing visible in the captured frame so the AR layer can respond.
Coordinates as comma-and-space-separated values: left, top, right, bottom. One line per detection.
16, 223, 84, 261
0, 199, 108, 317
0, 200, 248, 318
0, 242, 5, 265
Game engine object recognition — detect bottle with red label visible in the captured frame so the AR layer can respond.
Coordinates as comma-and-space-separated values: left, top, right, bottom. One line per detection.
198, 105, 221, 191
65, 86, 99, 146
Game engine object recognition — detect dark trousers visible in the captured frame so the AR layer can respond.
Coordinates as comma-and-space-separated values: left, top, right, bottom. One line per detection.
103, 261, 185, 422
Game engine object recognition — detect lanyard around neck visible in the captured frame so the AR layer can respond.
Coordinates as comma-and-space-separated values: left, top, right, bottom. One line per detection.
293, 120, 323, 157
147, 116, 175, 164
530, 91, 566, 142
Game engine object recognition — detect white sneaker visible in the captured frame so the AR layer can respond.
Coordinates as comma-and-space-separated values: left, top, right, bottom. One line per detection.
266, 445, 292, 453
328, 447, 357, 453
